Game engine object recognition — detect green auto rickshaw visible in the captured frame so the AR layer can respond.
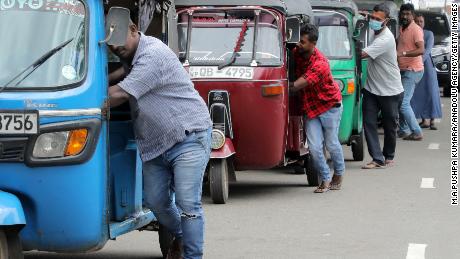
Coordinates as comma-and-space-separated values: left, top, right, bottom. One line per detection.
311, 0, 368, 161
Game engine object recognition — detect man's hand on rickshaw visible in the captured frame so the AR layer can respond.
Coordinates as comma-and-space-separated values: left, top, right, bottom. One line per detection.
289, 78, 308, 94
108, 85, 130, 108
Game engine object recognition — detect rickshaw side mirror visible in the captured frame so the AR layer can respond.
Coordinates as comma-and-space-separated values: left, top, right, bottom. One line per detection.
286, 17, 301, 44
102, 7, 131, 47
353, 20, 367, 39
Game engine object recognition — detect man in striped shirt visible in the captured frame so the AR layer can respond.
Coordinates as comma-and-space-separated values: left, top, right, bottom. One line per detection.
107, 21, 212, 259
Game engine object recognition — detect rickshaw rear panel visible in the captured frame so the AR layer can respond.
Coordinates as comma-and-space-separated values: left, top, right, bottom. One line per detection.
194, 66, 289, 170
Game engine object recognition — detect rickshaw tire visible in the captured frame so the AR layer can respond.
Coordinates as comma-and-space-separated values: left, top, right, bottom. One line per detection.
0, 229, 23, 259
352, 132, 365, 161
158, 224, 173, 259
305, 155, 320, 187
209, 159, 229, 204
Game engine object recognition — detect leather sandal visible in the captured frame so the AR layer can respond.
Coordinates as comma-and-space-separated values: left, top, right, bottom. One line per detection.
362, 161, 386, 169
330, 175, 343, 190
314, 181, 330, 193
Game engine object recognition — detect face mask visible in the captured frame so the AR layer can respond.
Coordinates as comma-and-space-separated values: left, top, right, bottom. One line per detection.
369, 19, 384, 31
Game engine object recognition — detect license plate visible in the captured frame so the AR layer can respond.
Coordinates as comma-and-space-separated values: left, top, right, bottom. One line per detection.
0, 111, 39, 135
189, 66, 254, 79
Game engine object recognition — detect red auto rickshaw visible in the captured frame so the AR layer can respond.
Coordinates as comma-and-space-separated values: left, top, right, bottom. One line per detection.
175, 0, 316, 204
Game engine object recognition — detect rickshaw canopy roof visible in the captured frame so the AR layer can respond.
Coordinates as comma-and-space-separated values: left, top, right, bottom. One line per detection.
310, 0, 359, 16
175, 0, 314, 18
354, 0, 399, 18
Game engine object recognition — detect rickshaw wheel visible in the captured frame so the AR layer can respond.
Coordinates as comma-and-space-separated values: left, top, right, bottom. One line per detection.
158, 224, 173, 259
209, 159, 229, 204
0, 229, 23, 259
305, 155, 320, 187
352, 132, 364, 161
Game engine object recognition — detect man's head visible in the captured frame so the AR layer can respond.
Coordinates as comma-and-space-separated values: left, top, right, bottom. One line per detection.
399, 3, 415, 28
415, 13, 425, 29
369, 3, 390, 31
297, 24, 318, 55
108, 20, 140, 61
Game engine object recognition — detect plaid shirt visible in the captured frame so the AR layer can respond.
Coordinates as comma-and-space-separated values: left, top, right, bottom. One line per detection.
293, 47, 342, 119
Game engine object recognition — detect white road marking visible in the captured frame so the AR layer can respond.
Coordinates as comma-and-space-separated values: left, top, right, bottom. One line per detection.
420, 178, 436, 189
428, 143, 440, 150
434, 119, 441, 123
406, 243, 427, 259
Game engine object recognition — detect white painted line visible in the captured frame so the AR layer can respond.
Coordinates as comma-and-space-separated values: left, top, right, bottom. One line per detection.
420, 178, 436, 189
406, 243, 427, 259
434, 119, 441, 123
428, 143, 440, 150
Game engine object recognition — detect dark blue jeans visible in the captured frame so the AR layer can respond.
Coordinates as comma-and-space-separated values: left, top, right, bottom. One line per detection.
143, 128, 211, 259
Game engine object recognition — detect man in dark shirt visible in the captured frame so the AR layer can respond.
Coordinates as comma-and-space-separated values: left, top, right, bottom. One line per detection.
289, 24, 345, 193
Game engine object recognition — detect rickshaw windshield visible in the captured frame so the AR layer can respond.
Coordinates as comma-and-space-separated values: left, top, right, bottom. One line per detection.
314, 10, 352, 59
0, 0, 86, 90
178, 11, 282, 66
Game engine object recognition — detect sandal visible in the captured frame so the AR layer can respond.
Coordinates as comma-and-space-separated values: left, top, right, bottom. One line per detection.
330, 175, 343, 190
314, 181, 330, 193
362, 161, 386, 169
430, 124, 438, 130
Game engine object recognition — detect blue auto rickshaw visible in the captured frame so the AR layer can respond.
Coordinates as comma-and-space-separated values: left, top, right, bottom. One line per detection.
0, 0, 177, 257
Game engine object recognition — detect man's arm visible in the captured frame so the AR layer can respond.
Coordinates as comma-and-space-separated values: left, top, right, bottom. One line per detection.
289, 61, 328, 93
108, 85, 130, 108
289, 77, 309, 93
109, 67, 126, 85
398, 41, 425, 57
361, 51, 370, 59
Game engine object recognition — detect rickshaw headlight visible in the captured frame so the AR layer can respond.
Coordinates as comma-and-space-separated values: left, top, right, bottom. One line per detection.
335, 80, 345, 92
33, 132, 69, 158
32, 129, 89, 158
211, 129, 226, 150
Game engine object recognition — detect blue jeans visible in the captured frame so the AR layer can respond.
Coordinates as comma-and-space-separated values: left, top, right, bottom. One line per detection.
143, 128, 211, 259
305, 106, 345, 182
399, 71, 424, 135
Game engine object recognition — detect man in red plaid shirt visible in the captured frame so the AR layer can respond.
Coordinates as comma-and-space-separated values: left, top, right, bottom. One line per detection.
289, 24, 345, 193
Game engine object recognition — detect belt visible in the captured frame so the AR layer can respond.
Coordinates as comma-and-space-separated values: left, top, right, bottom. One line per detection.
333, 103, 341, 108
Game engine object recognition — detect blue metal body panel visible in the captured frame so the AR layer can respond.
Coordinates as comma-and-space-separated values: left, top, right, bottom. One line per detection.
0, 191, 26, 225
0, 0, 155, 253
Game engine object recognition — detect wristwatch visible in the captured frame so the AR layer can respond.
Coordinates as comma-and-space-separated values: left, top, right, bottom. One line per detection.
402, 51, 407, 57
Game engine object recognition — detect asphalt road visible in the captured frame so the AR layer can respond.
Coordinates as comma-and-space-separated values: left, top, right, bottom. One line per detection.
25, 96, 458, 259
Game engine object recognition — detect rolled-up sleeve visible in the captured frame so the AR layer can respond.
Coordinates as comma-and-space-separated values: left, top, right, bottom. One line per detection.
118, 53, 161, 100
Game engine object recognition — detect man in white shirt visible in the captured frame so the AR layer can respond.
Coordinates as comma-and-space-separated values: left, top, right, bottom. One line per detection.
361, 4, 404, 169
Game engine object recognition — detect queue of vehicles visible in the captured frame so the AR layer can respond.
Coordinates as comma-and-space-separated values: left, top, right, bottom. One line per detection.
0, 0, 452, 257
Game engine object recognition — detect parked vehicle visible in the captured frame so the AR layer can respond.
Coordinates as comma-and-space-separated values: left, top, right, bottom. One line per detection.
311, 0, 367, 161
175, 0, 316, 203
416, 10, 452, 96
0, 1, 176, 257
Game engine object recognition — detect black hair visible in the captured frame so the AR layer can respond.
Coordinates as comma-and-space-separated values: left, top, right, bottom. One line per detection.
415, 12, 424, 18
400, 3, 415, 15
373, 3, 390, 19
300, 23, 319, 43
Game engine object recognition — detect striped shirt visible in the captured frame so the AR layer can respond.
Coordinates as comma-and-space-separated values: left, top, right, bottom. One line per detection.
119, 33, 212, 161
